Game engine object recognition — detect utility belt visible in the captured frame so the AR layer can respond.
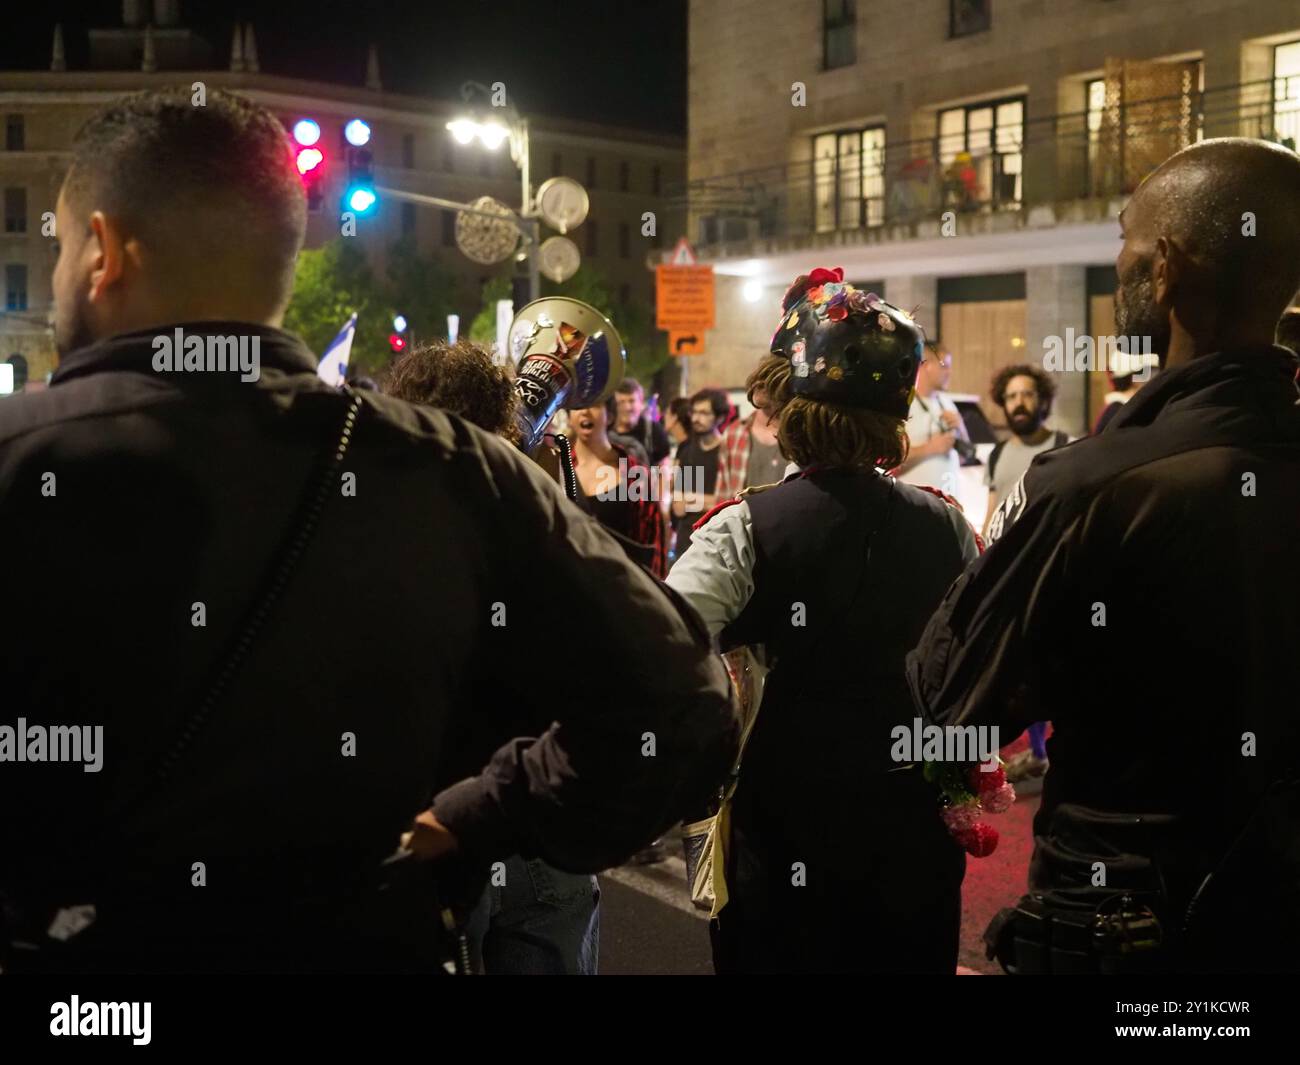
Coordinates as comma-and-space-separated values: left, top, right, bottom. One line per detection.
985, 778, 1300, 975
985, 889, 1172, 975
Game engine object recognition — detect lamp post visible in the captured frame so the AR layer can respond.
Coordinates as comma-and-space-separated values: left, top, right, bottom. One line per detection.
446, 82, 540, 305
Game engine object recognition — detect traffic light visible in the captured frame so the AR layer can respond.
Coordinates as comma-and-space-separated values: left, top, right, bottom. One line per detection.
343, 118, 377, 216
291, 118, 325, 210
389, 314, 409, 354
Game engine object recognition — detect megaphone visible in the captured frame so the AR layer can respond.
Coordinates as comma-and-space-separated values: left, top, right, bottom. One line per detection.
509, 297, 625, 454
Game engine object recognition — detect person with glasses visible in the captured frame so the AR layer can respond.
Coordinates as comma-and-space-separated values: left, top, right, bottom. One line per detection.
896, 342, 969, 497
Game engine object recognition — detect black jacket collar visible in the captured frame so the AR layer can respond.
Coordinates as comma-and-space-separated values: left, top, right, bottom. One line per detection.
1108, 345, 1299, 431
50, 321, 318, 387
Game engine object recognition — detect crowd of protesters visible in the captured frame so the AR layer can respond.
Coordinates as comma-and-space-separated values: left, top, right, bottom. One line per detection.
2, 86, 1299, 979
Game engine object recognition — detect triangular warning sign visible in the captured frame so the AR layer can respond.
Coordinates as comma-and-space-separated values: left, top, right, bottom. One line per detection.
669, 237, 697, 266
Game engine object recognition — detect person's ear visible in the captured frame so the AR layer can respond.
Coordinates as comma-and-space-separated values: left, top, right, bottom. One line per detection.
86, 211, 133, 303
1151, 235, 1182, 307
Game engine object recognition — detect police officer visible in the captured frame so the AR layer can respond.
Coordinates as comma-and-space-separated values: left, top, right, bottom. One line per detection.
668, 268, 980, 974
908, 138, 1300, 974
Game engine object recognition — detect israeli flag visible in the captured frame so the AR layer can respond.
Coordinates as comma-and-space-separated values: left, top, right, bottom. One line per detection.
317, 312, 357, 387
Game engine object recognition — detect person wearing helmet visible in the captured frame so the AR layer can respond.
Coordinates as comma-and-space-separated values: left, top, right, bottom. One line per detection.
666, 267, 981, 974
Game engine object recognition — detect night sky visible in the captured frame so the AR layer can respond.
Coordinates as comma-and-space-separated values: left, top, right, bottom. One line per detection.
1, 0, 688, 134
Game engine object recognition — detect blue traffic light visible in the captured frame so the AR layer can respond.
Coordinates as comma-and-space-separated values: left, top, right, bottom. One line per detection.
347, 186, 378, 214
344, 119, 372, 147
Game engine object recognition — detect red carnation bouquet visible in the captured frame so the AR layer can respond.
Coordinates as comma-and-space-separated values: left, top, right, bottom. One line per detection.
922, 759, 1017, 857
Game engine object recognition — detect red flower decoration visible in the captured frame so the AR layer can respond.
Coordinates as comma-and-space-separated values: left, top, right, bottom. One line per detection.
808, 267, 844, 285
970, 763, 1006, 794
955, 822, 999, 857
826, 303, 848, 322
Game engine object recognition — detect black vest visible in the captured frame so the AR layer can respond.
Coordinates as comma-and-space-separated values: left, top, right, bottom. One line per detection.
721, 468, 969, 766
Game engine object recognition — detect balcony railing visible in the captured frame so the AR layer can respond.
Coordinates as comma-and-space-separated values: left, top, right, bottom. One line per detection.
671, 78, 1296, 252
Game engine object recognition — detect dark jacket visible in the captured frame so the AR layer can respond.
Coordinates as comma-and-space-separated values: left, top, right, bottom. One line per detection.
714, 469, 969, 973
0, 322, 736, 972
907, 346, 1300, 968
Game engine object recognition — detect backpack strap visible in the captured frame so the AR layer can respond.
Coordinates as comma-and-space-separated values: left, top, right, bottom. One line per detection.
987, 439, 1007, 483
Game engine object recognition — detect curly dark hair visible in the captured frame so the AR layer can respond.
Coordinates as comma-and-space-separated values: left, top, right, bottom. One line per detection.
990, 363, 1056, 415
745, 355, 909, 470
384, 339, 521, 444
690, 387, 731, 422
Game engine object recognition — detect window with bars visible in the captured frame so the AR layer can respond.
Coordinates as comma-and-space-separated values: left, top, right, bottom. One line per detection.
949, 0, 991, 38
4, 115, 23, 151
1274, 40, 1300, 149
812, 126, 886, 233
823, 0, 856, 70
936, 96, 1024, 208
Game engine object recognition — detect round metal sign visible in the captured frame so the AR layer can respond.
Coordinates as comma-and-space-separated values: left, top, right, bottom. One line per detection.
538, 235, 581, 283
455, 196, 520, 265
536, 176, 590, 234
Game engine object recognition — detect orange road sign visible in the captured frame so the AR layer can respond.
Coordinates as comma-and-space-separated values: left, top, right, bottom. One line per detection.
669, 330, 705, 356
656, 264, 715, 330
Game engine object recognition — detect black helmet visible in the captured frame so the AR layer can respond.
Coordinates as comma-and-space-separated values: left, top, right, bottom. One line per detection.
769, 267, 925, 417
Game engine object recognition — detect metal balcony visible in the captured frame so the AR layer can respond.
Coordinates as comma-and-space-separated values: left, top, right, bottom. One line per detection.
670, 78, 1296, 257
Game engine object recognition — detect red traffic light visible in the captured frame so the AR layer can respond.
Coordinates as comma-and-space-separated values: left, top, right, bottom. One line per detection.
296, 146, 325, 176
388, 333, 407, 353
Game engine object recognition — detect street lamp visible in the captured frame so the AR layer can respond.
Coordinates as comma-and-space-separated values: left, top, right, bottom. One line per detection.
446, 81, 539, 304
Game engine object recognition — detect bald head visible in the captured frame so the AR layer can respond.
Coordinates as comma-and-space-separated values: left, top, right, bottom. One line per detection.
1116, 140, 1300, 361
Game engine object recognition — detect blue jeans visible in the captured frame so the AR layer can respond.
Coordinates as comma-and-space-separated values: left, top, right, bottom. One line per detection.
464, 855, 600, 974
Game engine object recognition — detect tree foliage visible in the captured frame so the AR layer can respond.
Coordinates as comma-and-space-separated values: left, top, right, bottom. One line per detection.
283, 238, 459, 376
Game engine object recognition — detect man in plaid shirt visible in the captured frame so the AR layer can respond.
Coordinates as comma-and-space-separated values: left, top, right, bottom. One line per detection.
715, 387, 786, 503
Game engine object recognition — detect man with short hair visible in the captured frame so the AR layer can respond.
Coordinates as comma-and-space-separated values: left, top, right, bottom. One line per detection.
0, 88, 737, 974
613, 377, 671, 468
910, 138, 1300, 974
897, 342, 969, 496
670, 387, 729, 562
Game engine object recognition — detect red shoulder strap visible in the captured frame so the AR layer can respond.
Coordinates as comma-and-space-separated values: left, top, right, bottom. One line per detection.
692, 496, 743, 531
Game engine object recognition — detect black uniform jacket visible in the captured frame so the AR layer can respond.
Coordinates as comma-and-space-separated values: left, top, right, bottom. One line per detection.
0, 322, 735, 969
908, 345, 1300, 924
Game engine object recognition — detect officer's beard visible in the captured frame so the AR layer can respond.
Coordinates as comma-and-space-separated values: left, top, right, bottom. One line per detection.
1114, 269, 1172, 368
